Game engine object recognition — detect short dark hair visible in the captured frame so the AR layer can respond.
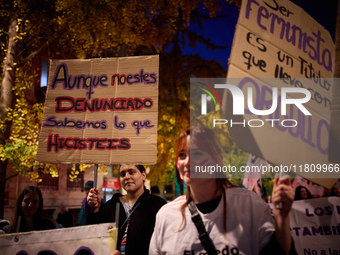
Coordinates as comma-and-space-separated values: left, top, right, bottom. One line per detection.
119, 164, 146, 174
135, 165, 146, 173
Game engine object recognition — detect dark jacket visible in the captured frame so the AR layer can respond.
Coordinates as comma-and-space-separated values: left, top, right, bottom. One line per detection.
87, 188, 166, 255
56, 210, 73, 228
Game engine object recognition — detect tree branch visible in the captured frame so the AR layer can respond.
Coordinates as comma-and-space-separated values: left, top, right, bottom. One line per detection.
5, 172, 19, 181
16, 36, 56, 67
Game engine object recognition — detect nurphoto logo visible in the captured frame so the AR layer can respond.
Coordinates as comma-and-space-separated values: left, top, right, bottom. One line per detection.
201, 84, 311, 116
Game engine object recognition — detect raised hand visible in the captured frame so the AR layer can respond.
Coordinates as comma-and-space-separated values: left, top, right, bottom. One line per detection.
87, 188, 102, 213
272, 173, 294, 217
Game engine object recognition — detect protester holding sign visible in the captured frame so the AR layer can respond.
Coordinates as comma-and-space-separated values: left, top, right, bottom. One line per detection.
87, 164, 166, 255
3, 186, 55, 233
149, 126, 296, 255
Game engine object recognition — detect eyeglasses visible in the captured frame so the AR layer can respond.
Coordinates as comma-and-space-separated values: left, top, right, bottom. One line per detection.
119, 169, 138, 178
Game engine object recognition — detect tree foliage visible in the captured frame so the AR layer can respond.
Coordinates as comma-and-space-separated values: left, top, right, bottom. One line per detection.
147, 40, 231, 187
0, 0, 242, 217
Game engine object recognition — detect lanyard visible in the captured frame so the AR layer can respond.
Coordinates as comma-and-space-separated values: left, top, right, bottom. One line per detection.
188, 201, 217, 255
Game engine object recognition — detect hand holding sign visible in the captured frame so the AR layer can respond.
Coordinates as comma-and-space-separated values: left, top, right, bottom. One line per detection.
87, 188, 102, 213
272, 173, 294, 217
272, 173, 295, 254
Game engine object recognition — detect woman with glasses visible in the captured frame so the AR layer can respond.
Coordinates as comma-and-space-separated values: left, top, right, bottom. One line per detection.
87, 164, 166, 255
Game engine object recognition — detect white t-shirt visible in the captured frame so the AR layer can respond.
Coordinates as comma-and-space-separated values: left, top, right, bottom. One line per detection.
149, 187, 275, 255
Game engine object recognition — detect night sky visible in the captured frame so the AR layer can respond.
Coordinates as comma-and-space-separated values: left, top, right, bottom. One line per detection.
182, 0, 338, 71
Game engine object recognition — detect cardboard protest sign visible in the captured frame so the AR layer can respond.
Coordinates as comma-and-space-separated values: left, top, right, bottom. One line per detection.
223, 0, 337, 184
36, 55, 159, 164
329, 10, 340, 163
0, 223, 115, 254
270, 197, 340, 255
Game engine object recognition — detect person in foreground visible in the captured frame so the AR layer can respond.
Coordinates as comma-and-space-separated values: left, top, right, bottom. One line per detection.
4, 186, 55, 233
87, 164, 167, 255
149, 126, 296, 255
